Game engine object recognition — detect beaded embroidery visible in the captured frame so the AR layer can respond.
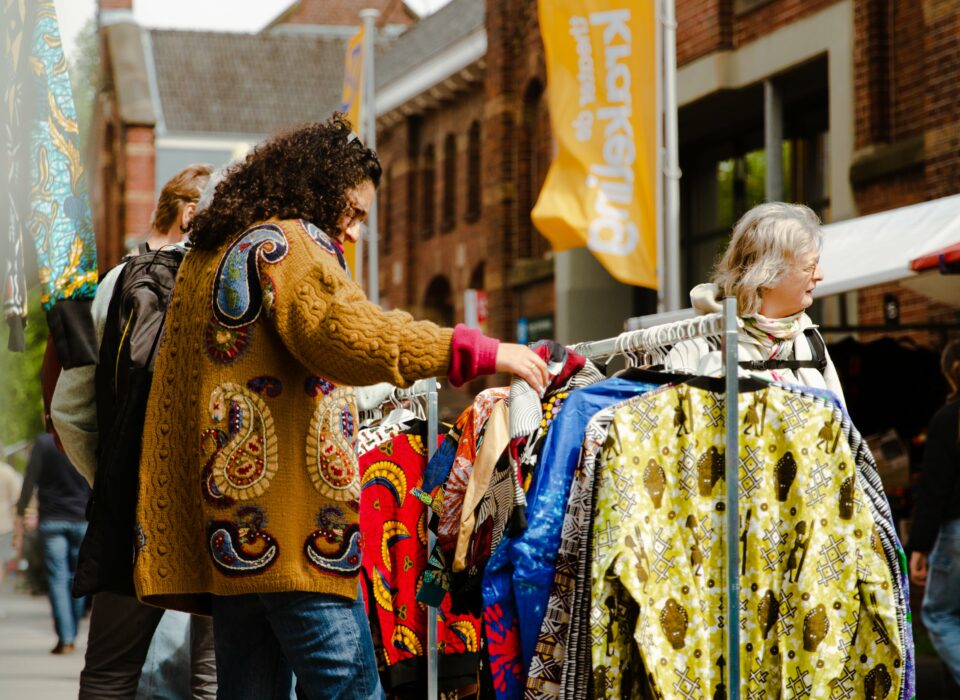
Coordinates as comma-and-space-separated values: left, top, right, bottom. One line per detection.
207, 382, 279, 500
304, 505, 362, 576
212, 223, 288, 328
246, 376, 282, 398
305, 375, 337, 397
204, 318, 251, 364
306, 386, 360, 502
207, 506, 279, 576
298, 219, 350, 274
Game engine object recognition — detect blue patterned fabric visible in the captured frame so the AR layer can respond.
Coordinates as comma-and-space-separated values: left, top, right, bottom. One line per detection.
481, 378, 656, 700
28, 0, 97, 310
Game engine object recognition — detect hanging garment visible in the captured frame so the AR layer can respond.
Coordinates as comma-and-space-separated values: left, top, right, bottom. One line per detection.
590, 383, 904, 700
520, 385, 675, 700
483, 377, 657, 700
27, 0, 98, 365
763, 379, 915, 700
359, 421, 481, 692
417, 390, 508, 609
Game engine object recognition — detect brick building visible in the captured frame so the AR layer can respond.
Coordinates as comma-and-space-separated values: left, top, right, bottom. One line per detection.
89, 0, 960, 347
90, 0, 412, 271
372, 0, 960, 354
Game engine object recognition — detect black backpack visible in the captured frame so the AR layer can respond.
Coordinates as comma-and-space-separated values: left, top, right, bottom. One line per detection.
73, 245, 184, 597
738, 327, 829, 374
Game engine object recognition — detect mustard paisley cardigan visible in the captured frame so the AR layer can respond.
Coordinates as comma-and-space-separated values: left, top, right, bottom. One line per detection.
134, 219, 452, 613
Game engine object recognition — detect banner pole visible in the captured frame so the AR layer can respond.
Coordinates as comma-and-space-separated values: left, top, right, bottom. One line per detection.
662, 0, 681, 311
360, 8, 380, 305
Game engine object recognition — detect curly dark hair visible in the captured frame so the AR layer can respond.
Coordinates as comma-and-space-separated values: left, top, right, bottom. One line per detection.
188, 113, 381, 250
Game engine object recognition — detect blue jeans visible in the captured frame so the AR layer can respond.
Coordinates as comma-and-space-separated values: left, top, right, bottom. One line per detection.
923, 518, 960, 685
211, 588, 383, 700
39, 519, 87, 644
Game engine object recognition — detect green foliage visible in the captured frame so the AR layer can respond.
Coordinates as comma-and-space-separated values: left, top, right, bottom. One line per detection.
0, 287, 48, 452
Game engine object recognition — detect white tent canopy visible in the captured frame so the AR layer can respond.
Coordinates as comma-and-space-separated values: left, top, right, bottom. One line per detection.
817, 193, 960, 298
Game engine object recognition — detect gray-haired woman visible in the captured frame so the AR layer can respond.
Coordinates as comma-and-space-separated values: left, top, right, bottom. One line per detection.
666, 202, 846, 405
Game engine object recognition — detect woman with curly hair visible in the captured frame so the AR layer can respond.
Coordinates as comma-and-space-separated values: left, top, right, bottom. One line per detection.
132, 114, 548, 699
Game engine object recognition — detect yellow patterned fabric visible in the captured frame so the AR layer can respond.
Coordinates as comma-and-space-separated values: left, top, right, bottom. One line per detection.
591, 384, 902, 700
135, 219, 453, 613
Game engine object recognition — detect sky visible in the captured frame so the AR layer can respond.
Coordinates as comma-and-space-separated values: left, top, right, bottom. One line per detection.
57, 0, 452, 61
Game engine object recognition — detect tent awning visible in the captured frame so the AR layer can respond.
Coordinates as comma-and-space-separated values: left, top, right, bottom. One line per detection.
817, 193, 960, 298
910, 241, 960, 272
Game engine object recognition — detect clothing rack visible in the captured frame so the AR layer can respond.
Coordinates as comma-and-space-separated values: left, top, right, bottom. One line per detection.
572, 297, 742, 699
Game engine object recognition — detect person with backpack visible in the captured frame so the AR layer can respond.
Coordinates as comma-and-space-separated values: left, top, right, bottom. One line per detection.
665, 202, 845, 406
131, 114, 549, 700
51, 164, 218, 698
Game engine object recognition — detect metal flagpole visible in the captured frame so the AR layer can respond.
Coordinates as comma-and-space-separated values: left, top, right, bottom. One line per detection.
662, 0, 681, 311
360, 8, 380, 305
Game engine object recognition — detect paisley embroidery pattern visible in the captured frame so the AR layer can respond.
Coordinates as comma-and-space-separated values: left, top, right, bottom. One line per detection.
200, 429, 235, 508
204, 319, 251, 364
208, 383, 279, 500
298, 219, 349, 275
246, 376, 282, 398
305, 375, 337, 397
306, 386, 359, 502
212, 223, 288, 328
208, 506, 279, 576
304, 506, 362, 576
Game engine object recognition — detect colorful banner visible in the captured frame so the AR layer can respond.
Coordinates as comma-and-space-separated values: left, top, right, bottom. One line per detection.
531, 0, 658, 289
339, 25, 365, 277
340, 26, 365, 132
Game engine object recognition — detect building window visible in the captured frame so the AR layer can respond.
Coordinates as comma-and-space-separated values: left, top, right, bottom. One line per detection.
442, 133, 457, 232
465, 121, 481, 222
519, 80, 551, 259
421, 144, 436, 239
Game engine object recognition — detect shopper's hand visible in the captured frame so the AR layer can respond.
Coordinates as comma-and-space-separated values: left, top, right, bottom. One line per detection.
495, 344, 550, 395
909, 550, 928, 587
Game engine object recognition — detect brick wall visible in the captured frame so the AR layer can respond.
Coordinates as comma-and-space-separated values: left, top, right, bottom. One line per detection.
857, 282, 960, 346
677, 0, 731, 67
100, 0, 132, 9
733, 0, 840, 47
278, 0, 413, 27
924, 3, 960, 200
853, 168, 926, 215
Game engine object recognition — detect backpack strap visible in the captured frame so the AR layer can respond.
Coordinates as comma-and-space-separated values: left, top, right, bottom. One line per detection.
740, 328, 828, 373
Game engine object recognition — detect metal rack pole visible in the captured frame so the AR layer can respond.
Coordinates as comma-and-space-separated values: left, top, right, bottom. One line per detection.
722, 297, 740, 699
426, 381, 439, 700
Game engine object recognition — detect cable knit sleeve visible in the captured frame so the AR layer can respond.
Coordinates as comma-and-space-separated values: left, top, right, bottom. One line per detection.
264, 221, 453, 387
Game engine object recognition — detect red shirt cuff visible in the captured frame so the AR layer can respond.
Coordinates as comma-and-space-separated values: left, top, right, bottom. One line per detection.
447, 323, 499, 387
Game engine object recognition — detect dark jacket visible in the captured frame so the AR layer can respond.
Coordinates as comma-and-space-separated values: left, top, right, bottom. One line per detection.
16, 433, 90, 522
909, 399, 960, 553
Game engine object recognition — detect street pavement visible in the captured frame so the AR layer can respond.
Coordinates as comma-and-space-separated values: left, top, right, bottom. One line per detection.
0, 573, 86, 699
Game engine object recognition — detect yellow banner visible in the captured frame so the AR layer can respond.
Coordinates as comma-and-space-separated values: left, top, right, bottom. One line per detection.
532, 1, 658, 288
340, 26, 365, 131
339, 26, 365, 275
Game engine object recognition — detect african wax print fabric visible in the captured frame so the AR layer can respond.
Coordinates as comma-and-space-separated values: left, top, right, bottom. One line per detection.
28, 0, 97, 310
590, 384, 904, 700
482, 378, 656, 700
766, 380, 915, 700
359, 422, 481, 691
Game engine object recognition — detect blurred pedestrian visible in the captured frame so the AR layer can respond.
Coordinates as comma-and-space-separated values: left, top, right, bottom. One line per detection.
52, 164, 217, 698
909, 339, 960, 687
134, 113, 548, 699
0, 439, 23, 587
14, 421, 91, 654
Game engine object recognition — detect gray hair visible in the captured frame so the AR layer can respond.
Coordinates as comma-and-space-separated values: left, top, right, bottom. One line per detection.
195, 164, 231, 214
711, 202, 823, 316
